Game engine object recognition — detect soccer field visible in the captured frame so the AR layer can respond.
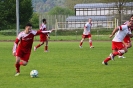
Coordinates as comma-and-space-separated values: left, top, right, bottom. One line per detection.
0, 41, 133, 88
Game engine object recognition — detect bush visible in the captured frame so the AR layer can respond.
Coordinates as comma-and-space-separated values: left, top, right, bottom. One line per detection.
0, 28, 113, 36
0, 30, 16, 36
50, 28, 113, 36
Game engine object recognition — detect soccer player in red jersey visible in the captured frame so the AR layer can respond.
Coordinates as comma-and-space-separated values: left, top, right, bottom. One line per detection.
102, 20, 133, 65
12, 23, 52, 76
118, 14, 133, 58
34, 18, 51, 52
79, 18, 94, 48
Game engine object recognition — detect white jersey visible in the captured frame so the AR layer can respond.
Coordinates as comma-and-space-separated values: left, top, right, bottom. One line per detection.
40, 23, 46, 31
112, 25, 131, 42
83, 22, 92, 35
123, 21, 129, 25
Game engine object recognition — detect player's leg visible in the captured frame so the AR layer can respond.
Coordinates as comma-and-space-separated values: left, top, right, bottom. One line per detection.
126, 42, 132, 48
34, 41, 44, 51
88, 34, 94, 48
19, 60, 28, 66
112, 47, 127, 59
119, 36, 131, 58
102, 49, 117, 65
102, 42, 127, 65
79, 35, 85, 48
103, 48, 127, 65
79, 38, 85, 48
45, 39, 48, 52
15, 56, 21, 76
19, 52, 30, 66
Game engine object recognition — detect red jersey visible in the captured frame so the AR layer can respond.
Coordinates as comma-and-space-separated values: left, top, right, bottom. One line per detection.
39, 23, 48, 42
13, 30, 41, 53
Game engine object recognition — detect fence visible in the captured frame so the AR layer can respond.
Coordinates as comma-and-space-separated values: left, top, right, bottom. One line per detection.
0, 14, 128, 41
39, 14, 119, 30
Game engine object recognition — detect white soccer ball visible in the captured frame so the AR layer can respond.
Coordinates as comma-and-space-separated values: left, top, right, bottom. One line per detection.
30, 70, 38, 78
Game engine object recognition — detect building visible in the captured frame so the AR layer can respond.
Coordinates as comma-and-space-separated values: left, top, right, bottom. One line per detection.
65, 2, 133, 29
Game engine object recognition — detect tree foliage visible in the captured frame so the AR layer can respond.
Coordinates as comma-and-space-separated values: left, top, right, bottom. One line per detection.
48, 6, 74, 15
30, 13, 39, 28
102, 0, 133, 24
0, 0, 33, 30
32, 0, 65, 12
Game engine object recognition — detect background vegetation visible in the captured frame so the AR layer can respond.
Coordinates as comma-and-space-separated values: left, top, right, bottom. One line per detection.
0, 0, 33, 29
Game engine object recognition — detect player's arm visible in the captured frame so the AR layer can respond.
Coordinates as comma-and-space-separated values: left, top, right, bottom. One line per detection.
109, 27, 119, 38
47, 29, 55, 39
36, 29, 53, 35
128, 34, 133, 38
12, 38, 20, 56
84, 26, 87, 31
128, 30, 133, 38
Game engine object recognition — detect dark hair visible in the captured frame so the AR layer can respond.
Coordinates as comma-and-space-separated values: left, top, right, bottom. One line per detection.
130, 14, 133, 18
25, 23, 32, 27
42, 18, 46, 22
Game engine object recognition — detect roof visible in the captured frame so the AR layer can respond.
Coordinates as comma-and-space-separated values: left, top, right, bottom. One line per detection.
66, 16, 114, 22
74, 2, 133, 8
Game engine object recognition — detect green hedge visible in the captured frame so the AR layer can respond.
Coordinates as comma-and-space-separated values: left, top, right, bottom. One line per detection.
50, 28, 113, 36
0, 28, 113, 36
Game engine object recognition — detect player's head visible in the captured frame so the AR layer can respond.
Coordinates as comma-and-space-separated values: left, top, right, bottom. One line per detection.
42, 18, 47, 24
128, 20, 133, 27
130, 14, 133, 20
25, 23, 32, 34
88, 18, 92, 23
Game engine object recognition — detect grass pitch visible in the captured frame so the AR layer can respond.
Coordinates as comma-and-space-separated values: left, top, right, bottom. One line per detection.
0, 41, 133, 88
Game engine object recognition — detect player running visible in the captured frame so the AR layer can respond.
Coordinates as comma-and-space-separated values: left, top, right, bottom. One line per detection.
79, 18, 94, 48
34, 18, 51, 52
102, 20, 133, 65
12, 23, 52, 76
118, 14, 133, 58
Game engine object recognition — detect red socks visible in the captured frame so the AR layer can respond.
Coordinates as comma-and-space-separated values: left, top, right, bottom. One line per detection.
45, 46, 48, 51
36, 44, 41, 49
104, 57, 111, 63
80, 42, 83, 46
15, 64, 20, 73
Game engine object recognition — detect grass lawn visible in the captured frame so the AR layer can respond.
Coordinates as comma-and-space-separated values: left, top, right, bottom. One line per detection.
0, 41, 133, 88
0, 34, 112, 41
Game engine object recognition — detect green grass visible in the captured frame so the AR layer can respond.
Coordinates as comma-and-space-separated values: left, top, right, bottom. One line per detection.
0, 34, 113, 41
0, 41, 133, 88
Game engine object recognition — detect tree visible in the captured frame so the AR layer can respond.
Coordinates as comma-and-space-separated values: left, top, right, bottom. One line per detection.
19, 0, 33, 28
48, 6, 74, 15
65, 0, 83, 11
0, 0, 33, 29
30, 13, 39, 28
102, 0, 133, 25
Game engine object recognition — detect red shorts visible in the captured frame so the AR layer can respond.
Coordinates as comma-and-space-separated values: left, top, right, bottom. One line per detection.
123, 35, 131, 43
112, 41, 125, 50
82, 34, 91, 38
16, 48, 31, 62
40, 34, 47, 42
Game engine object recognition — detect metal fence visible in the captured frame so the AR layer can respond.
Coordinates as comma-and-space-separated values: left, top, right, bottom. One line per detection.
39, 14, 119, 30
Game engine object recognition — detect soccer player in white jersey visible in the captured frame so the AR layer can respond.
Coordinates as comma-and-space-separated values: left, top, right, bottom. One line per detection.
34, 18, 50, 52
79, 18, 94, 48
102, 20, 133, 65
12, 23, 52, 76
118, 15, 133, 58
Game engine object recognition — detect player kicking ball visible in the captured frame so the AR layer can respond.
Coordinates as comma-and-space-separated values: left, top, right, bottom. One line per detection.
12, 23, 53, 76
